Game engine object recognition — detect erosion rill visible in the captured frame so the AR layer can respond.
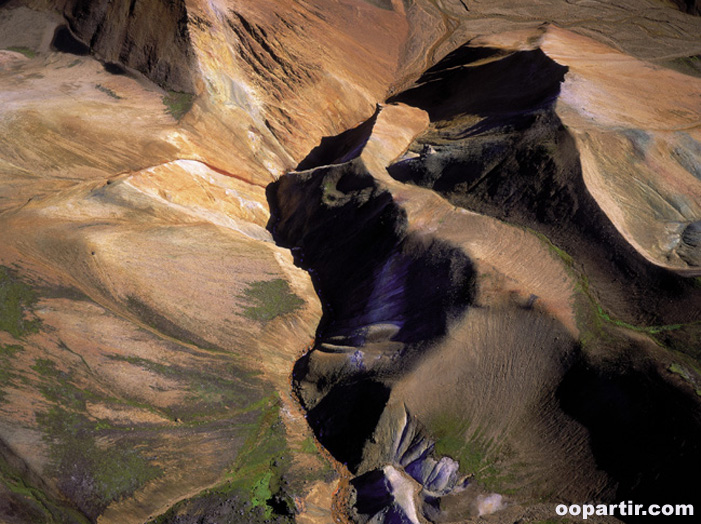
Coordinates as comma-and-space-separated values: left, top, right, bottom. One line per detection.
0, 1, 700, 524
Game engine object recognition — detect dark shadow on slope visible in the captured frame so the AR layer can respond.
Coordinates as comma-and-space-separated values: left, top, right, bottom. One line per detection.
296, 106, 380, 171
384, 42, 701, 518
51, 25, 130, 77
361, 0, 395, 11
305, 379, 391, 470
558, 356, 701, 522
351, 469, 418, 524
60, 0, 194, 93
51, 25, 90, 55
103, 61, 128, 75
669, 0, 700, 16
388, 47, 568, 121
351, 469, 393, 515
267, 159, 475, 472
267, 159, 475, 346
267, 44, 700, 522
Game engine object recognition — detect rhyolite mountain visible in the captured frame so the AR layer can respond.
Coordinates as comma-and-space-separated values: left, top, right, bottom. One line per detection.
0, 1, 700, 523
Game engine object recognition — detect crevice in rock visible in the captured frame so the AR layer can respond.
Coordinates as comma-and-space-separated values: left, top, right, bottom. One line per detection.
305, 379, 392, 471
267, 160, 475, 349
264, 136, 491, 523
266, 159, 476, 504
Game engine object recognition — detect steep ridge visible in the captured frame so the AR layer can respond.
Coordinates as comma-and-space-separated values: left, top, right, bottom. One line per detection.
389, 27, 701, 349
5, 0, 441, 187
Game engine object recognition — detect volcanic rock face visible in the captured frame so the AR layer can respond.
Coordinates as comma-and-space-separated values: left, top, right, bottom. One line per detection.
0, 1, 700, 524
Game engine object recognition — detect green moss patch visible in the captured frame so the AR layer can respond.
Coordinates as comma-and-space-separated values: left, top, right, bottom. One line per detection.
33, 358, 161, 519
0, 343, 23, 357
0, 344, 23, 404
299, 436, 318, 454
5, 46, 36, 58
148, 394, 295, 524
429, 414, 512, 492
162, 91, 194, 120
238, 279, 304, 323
0, 266, 41, 339
95, 84, 123, 100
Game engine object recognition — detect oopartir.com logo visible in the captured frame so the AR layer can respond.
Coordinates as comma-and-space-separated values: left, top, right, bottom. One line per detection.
555, 502, 694, 519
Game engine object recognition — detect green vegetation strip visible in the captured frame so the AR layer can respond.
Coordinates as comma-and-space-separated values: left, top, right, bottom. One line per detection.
162, 91, 194, 120
238, 279, 304, 323
429, 414, 512, 493
668, 363, 701, 397
529, 231, 697, 336
5, 46, 36, 58
149, 393, 295, 523
0, 344, 23, 404
225, 394, 294, 518
32, 357, 161, 518
0, 266, 41, 339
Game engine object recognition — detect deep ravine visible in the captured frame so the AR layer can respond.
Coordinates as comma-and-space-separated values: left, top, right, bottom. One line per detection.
266, 41, 701, 524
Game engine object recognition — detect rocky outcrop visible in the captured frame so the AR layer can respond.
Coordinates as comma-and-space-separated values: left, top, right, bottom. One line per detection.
52, 0, 195, 92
